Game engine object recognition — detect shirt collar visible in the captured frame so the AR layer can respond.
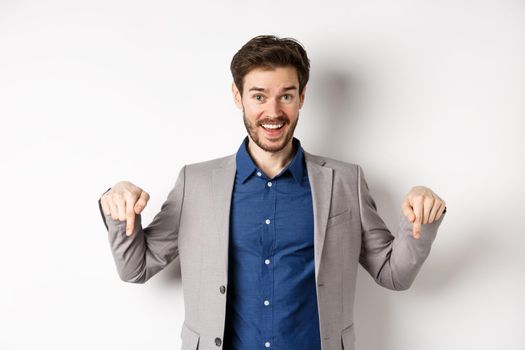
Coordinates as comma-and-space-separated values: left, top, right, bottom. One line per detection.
235, 136, 305, 184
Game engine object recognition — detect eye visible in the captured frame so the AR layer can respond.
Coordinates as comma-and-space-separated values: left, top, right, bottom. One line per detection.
281, 94, 293, 101
253, 94, 265, 102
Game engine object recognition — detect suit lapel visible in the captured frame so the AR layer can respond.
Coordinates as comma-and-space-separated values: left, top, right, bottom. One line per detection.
304, 151, 333, 280
211, 155, 237, 269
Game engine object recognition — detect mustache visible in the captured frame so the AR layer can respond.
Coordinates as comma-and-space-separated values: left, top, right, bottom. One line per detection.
257, 116, 289, 126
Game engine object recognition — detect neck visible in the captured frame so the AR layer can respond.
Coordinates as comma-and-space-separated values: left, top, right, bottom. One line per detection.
246, 137, 295, 179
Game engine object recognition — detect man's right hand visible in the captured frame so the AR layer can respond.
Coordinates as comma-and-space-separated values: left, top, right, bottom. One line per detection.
100, 181, 150, 236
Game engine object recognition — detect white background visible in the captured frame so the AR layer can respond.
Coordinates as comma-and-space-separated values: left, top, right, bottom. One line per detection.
1, 0, 524, 349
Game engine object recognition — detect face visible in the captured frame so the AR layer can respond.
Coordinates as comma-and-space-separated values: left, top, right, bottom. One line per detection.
232, 66, 306, 153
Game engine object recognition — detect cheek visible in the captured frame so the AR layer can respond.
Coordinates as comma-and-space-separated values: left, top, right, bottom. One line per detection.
241, 99, 255, 111
283, 104, 300, 117
243, 109, 262, 126
285, 104, 299, 112
244, 105, 264, 118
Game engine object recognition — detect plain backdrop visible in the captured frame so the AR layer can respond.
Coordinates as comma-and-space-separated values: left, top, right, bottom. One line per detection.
1, 0, 524, 349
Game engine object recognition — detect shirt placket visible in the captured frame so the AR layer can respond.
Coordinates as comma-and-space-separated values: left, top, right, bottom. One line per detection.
260, 171, 276, 349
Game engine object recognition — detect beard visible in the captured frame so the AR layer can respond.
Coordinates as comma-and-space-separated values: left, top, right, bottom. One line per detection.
242, 109, 299, 153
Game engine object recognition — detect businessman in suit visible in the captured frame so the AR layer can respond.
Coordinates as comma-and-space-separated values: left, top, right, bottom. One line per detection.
98, 35, 447, 350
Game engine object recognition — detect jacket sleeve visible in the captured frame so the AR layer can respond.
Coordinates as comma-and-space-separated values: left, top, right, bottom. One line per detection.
97, 165, 186, 284
357, 164, 446, 291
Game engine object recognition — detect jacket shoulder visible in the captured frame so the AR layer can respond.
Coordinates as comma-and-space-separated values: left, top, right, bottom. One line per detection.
184, 153, 236, 173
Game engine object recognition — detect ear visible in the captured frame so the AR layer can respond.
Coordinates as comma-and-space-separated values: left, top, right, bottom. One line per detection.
299, 84, 307, 109
232, 82, 243, 109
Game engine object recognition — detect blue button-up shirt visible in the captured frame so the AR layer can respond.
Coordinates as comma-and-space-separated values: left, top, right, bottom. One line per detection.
223, 136, 321, 350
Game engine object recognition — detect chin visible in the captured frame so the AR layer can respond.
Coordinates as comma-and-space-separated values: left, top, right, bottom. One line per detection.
257, 134, 291, 153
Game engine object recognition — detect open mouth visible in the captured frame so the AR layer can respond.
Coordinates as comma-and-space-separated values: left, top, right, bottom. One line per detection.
260, 123, 285, 130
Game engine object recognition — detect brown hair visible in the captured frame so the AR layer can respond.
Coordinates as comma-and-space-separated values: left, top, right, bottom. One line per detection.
230, 35, 310, 96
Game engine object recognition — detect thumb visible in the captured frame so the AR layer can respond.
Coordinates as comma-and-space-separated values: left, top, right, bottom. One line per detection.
401, 199, 415, 222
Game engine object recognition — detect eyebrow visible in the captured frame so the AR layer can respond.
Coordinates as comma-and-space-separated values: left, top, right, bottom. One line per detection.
248, 85, 298, 93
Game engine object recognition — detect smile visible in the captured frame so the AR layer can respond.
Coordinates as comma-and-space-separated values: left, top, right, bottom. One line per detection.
261, 123, 284, 130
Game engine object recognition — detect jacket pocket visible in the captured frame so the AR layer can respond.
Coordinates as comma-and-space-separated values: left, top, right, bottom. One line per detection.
341, 323, 355, 350
327, 209, 351, 228
180, 321, 200, 350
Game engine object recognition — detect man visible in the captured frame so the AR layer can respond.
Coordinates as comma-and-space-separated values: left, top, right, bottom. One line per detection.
98, 35, 447, 350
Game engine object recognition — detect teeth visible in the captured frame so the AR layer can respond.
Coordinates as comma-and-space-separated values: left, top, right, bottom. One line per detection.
262, 124, 283, 129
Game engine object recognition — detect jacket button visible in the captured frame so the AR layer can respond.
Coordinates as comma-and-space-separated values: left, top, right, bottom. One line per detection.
215, 337, 222, 346
219, 285, 226, 294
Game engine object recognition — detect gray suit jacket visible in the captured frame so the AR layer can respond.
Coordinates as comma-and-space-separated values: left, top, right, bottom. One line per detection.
98, 150, 446, 350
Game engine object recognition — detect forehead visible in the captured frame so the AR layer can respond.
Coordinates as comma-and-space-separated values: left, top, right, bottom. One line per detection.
243, 66, 299, 91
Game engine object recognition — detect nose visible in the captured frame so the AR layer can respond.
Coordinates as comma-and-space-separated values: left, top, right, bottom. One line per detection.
266, 98, 282, 118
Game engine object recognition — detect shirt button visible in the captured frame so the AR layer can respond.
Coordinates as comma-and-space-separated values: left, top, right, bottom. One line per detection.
264, 259, 270, 265
264, 300, 270, 306
256, 171, 262, 176
265, 341, 271, 348
265, 219, 271, 224
219, 285, 226, 294
267, 181, 272, 187
215, 337, 222, 346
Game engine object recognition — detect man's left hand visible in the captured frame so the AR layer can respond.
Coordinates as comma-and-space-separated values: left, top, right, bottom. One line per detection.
401, 186, 446, 240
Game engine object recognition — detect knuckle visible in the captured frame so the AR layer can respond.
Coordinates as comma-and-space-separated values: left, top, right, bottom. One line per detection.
131, 187, 142, 196
424, 196, 435, 203
123, 190, 135, 199
111, 192, 123, 202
